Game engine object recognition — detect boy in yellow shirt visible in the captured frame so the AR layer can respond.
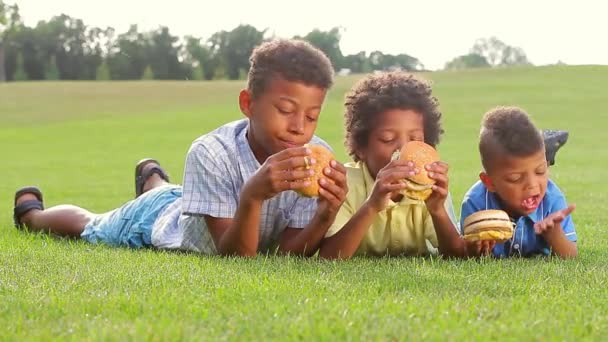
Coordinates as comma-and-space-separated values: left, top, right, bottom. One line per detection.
319, 71, 484, 259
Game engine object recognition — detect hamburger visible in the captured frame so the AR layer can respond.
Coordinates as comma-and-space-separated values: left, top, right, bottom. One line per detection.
391, 141, 439, 201
463, 209, 514, 242
295, 144, 334, 197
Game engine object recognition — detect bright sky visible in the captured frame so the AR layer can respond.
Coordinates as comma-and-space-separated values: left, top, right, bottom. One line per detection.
15, 0, 608, 70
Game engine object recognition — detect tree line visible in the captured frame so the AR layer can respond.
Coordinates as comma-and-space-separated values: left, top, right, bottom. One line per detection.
0, 1, 530, 82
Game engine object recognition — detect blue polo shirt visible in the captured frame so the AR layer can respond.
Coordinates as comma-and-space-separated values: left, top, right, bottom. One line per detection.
460, 180, 577, 258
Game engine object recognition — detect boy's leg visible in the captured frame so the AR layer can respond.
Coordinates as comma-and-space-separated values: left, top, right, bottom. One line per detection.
15, 191, 95, 237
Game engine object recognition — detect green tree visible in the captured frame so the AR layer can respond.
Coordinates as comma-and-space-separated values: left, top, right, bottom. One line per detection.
297, 27, 343, 70
95, 61, 110, 80
45, 55, 60, 79
368, 50, 385, 71
500, 45, 530, 66
208, 25, 265, 80
146, 26, 188, 79
13, 51, 26, 80
4, 25, 47, 80
106, 25, 148, 79
471, 37, 530, 67
387, 53, 424, 71
185, 36, 217, 80
1, 1, 22, 81
0, 0, 6, 82
142, 65, 153, 80
444, 53, 490, 70
342, 51, 369, 73
191, 64, 203, 80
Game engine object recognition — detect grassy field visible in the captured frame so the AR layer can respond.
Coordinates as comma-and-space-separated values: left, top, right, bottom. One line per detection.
1, 65, 607, 340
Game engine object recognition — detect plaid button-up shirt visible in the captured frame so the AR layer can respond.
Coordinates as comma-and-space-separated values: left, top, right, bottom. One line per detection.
152, 119, 329, 254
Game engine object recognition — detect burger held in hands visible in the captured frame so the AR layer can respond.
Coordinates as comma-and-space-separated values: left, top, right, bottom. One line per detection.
463, 210, 515, 242
392, 141, 440, 201
295, 144, 335, 198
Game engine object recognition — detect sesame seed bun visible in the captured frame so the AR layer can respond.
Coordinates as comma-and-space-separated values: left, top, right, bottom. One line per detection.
463, 210, 514, 242
395, 141, 440, 201
295, 144, 334, 197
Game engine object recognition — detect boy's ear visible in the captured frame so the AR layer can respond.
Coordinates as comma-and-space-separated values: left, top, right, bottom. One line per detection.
238, 89, 253, 117
479, 171, 496, 192
354, 148, 365, 162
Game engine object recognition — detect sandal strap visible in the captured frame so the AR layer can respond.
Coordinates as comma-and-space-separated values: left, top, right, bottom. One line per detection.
135, 160, 170, 198
14, 186, 43, 205
13, 199, 44, 229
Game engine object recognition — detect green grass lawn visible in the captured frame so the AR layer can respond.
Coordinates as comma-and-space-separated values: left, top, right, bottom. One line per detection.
1, 66, 607, 340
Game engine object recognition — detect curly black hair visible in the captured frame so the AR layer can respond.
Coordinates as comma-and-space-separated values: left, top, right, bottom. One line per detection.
479, 106, 544, 171
343, 71, 443, 161
247, 39, 334, 99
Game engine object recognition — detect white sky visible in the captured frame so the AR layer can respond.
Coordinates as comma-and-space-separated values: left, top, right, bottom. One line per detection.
14, 0, 608, 70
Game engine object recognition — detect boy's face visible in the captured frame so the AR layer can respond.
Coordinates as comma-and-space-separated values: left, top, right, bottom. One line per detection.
239, 77, 327, 162
480, 149, 549, 217
356, 108, 424, 179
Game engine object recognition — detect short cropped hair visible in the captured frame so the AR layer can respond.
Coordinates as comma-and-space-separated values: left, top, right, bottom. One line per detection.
479, 106, 544, 171
247, 39, 334, 99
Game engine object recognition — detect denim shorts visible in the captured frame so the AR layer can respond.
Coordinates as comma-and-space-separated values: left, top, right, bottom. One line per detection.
81, 185, 182, 248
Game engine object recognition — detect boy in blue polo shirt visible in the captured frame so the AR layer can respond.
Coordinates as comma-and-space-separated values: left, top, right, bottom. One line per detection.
460, 106, 577, 258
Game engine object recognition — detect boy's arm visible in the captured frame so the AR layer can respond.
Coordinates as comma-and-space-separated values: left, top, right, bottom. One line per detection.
182, 143, 263, 256
535, 204, 577, 258
185, 144, 313, 257
318, 202, 377, 259
204, 195, 264, 257
214, 147, 318, 256
318, 159, 416, 259
278, 161, 349, 257
428, 206, 467, 258
425, 162, 468, 257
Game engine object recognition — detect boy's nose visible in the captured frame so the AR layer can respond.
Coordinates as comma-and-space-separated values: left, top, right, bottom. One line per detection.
288, 115, 305, 134
397, 137, 412, 149
524, 179, 540, 191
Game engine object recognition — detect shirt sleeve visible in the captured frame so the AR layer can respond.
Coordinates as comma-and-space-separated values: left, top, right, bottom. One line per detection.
324, 196, 356, 238
444, 192, 459, 230
181, 141, 238, 218
423, 210, 439, 248
287, 196, 318, 229
460, 193, 482, 236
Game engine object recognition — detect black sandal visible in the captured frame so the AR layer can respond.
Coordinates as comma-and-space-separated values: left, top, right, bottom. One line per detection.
134, 158, 170, 198
543, 129, 569, 166
13, 186, 44, 229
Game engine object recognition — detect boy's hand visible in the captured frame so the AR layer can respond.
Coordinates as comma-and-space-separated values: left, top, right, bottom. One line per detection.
465, 240, 496, 257
534, 204, 576, 236
243, 147, 314, 201
315, 160, 348, 222
424, 161, 450, 215
366, 160, 418, 212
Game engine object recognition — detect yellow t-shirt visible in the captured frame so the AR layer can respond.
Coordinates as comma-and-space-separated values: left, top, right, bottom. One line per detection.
325, 161, 458, 257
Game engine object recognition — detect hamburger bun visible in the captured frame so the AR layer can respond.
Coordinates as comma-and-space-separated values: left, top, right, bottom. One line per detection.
295, 144, 334, 197
392, 141, 440, 201
463, 209, 514, 242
